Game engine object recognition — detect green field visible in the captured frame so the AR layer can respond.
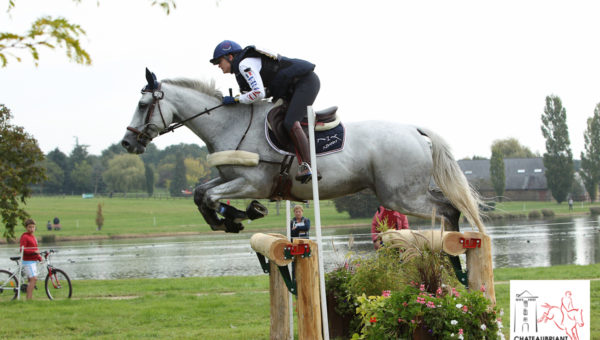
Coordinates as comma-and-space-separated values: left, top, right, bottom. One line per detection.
0, 264, 598, 339
9, 196, 600, 241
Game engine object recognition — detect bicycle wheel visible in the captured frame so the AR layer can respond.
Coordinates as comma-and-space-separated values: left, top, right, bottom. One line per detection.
45, 268, 72, 300
0, 269, 19, 301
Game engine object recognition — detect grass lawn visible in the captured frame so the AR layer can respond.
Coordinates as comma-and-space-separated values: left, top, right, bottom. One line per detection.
12, 196, 600, 242
0, 264, 598, 339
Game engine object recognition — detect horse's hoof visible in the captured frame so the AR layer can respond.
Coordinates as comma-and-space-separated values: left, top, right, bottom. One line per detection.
246, 200, 268, 220
224, 219, 244, 233
209, 219, 227, 232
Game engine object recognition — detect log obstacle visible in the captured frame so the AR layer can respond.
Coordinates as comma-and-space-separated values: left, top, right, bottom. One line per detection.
251, 233, 323, 340
381, 229, 496, 304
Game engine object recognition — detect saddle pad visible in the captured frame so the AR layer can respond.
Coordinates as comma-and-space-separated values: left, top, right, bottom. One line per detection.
265, 122, 345, 156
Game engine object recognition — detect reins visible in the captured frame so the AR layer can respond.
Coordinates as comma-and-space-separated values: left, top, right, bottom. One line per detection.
159, 103, 225, 136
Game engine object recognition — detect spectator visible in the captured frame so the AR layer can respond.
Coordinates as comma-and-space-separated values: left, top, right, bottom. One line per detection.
371, 206, 409, 250
290, 205, 310, 239
52, 216, 61, 231
20, 219, 42, 300
46, 220, 52, 231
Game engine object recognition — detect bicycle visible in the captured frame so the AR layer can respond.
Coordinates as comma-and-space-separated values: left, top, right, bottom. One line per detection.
0, 249, 72, 301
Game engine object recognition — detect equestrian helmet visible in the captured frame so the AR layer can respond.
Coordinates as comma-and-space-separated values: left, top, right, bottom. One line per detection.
210, 40, 242, 64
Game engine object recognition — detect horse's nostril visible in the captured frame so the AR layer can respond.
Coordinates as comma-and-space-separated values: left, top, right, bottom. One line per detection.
121, 140, 130, 149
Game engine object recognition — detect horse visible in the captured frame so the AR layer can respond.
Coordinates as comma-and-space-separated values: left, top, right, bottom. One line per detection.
538, 303, 584, 340
122, 68, 485, 235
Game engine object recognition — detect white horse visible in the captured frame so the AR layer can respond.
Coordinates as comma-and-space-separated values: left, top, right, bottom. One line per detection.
122, 69, 485, 235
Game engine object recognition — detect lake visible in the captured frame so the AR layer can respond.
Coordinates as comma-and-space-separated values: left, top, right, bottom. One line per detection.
0, 216, 598, 280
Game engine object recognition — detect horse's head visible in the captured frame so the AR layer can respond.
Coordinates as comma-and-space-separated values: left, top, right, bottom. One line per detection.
121, 68, 174, 154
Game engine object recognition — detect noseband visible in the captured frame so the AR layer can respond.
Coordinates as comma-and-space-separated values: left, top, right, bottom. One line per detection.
126, 84, 168, 146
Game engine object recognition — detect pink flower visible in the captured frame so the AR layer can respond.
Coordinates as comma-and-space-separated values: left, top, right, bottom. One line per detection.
398, 318, 404, 323
370, 317, 377, 323
462, 305, 468, 312
436, 287, 442, 295
459, 329, 463, 335
402, 302, 408, 307
420, 284, 425, 291
411, 319, 415, 324
382, 290, 391, 297
480, 284, 486, 292
426, 301, 436, 308
416, 297, 426, 304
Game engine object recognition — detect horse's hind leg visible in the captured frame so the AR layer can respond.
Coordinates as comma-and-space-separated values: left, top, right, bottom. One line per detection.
194, 178, 227, 231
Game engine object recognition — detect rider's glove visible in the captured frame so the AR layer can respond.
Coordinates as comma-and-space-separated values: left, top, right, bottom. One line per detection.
222, 96, 239, 105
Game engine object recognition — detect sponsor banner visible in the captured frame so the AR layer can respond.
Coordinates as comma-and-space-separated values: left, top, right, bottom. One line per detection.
510, 280, 589, 340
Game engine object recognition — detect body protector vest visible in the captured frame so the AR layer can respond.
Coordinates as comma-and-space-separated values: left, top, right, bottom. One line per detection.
232, 46, 315, 101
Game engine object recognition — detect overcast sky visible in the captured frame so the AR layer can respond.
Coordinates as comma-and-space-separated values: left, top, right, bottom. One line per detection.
2, 0, 600, 160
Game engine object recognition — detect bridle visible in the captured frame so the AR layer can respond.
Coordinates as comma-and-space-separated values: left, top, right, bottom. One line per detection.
126, 82, 224, 146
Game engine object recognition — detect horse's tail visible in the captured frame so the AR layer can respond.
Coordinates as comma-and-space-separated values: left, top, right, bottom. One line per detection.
418, 127, 486, 234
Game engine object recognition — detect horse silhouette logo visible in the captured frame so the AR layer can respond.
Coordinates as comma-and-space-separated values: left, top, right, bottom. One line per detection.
538, 291, 585, 340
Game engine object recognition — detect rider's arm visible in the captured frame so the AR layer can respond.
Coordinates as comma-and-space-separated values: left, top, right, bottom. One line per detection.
237, 57, 266, 104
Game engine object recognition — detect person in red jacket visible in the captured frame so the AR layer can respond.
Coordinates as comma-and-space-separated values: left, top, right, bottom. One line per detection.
371, 206, 409, 250
19, 219, 42, 300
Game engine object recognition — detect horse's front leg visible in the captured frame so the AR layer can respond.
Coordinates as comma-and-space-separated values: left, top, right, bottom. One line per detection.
194, 177, 228, 231
203, 177, 269, 233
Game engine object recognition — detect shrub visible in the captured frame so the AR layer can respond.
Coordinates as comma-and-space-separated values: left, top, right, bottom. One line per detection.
590, 207, 600, 215
541, 209, 555, 218
528, 210, 542, 219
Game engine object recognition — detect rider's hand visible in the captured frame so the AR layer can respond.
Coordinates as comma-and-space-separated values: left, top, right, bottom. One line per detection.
222, 96, 239, 105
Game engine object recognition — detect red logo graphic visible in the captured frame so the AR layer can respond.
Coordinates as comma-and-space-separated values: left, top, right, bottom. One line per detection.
538, 291, 584, 340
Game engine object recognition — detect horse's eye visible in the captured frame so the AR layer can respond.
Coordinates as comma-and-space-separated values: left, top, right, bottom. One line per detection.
138, 102, 148, 109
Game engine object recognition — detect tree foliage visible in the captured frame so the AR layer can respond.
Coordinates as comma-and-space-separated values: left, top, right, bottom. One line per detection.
490, 138, 536, 158
541, 95, 574, 203
0, 104, 46, 240
144, 162, 154, 196
1, 0, 176, 67
489, 149, 505, 201
170, 153, 187, 197
333, 190, 380, 218
102, 154, 145, 192
580, 103, 600, 202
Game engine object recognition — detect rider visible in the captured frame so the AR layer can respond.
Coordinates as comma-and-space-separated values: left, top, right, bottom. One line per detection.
210, 40, 321, 183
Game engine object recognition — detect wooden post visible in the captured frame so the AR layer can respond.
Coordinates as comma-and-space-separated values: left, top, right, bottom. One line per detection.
269, 261, 291, 340
294, 238, 323, 340
464, 231, 496, 305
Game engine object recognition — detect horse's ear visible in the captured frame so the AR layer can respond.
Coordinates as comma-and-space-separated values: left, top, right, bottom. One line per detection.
145, 68, 155, 90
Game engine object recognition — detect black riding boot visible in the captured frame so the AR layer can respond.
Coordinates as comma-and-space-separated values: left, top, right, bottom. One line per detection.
289, 121, 322, 183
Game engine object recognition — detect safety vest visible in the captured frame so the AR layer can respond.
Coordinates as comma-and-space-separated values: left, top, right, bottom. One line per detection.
231, 46, 315, 101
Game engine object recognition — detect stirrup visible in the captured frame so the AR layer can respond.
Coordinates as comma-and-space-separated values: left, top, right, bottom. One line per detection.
295, 163, 322, 183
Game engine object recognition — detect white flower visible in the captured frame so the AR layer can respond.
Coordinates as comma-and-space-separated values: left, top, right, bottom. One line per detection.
497, 321, 503, 329
455, 303, 463, 308
480, 324, 487, 330
500, 308, 504, 316
450, 334, 455, 338
451, 320, 458, 325
458, 335, 464, 340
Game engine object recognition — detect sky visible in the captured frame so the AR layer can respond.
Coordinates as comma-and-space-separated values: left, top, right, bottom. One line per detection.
2, 0, 600, 160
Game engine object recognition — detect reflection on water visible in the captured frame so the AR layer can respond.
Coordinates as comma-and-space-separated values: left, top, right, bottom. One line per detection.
0, 216, 598, 280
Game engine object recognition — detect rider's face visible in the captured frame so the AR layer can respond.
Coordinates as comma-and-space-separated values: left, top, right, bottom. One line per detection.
217, 55, 233, 74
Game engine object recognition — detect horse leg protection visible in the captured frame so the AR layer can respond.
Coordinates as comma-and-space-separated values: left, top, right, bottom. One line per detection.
217, 203, 248, 223
246, 200, 268, 220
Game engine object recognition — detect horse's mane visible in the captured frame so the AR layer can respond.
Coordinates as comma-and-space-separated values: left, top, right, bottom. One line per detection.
162, 78, 223, 99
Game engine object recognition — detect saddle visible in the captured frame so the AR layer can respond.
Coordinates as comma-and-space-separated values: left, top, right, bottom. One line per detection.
266, 100, 340, 153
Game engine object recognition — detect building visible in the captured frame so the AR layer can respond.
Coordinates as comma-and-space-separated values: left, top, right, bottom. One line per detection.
458, 158, 552, 201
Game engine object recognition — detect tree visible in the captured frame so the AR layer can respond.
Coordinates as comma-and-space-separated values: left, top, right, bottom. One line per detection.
489, 149, 505, 201
1, 0, 175, 67
0, 104, 46, 240
541, 95, 574, 203
102, 154, 145, 192
333, 190, 380, 218
184, 157, 210, 187
169, 153, 187, 197
144, 163, 155, 196
95, 203, 104, 231
580, 103, 600, 202
490, 138, 536, 158
41, 159, 65, 194
70, 160, 93, 194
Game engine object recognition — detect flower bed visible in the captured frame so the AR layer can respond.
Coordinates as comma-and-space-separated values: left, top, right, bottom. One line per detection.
325, 234, 504, 339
